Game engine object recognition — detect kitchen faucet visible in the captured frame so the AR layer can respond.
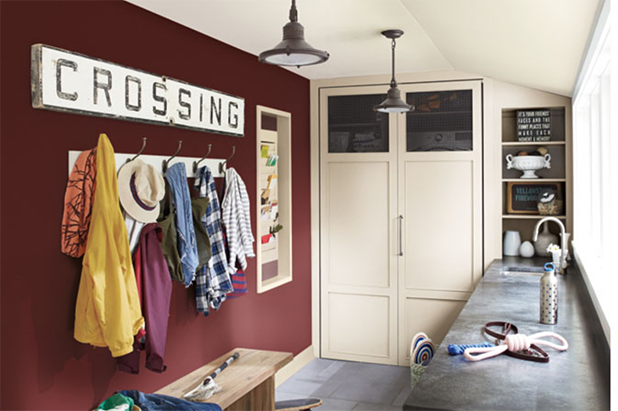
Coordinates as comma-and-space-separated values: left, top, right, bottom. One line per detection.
533, 217, 568, 273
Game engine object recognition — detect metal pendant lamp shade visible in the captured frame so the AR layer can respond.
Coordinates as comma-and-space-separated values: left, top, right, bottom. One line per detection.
374, 30, 413, 113
259, 0, 329, 67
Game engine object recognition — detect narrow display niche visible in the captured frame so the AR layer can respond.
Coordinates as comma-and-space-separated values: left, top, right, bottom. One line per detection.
500, 107, 572, 248
256, 106, 293, 293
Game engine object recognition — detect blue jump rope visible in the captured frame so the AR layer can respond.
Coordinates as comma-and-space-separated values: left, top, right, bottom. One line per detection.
447, 342, 494, 355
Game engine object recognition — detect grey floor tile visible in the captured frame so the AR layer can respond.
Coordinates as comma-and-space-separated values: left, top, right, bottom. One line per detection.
277, 359, 411, 409
328, 378, 403, 405
326, 362, 409, 405
294, 358, 336, 375
318, 398, 358, 411
293, 359, 344, 382
311, 377, 344, 398
391, 383, 412, 407
353, 402, 402, 411
275, 391, 306, 402
277, 377, 323, 396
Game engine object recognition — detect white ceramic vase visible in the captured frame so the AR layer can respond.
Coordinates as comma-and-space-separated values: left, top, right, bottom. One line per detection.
506, 154, 551, 179
519, 241, 535, 258
534, 222, 558, 257
503, 231, 522, 256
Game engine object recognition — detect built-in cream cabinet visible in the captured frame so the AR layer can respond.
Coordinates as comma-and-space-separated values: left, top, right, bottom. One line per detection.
319, 81, 483, 366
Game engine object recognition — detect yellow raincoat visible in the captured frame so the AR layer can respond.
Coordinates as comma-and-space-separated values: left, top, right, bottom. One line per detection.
74, 134, 144, 357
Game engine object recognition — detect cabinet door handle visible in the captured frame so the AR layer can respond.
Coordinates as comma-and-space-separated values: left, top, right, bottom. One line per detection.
398, 215, 404, 256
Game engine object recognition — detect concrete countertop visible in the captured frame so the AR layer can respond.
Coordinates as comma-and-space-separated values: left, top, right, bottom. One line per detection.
404, 257, 610, 411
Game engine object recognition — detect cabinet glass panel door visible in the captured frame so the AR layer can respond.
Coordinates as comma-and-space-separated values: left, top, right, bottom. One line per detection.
320, 86, 398, 365
328, 94, 388, 153
397, 81, 483, 365
406, 90, 473, 152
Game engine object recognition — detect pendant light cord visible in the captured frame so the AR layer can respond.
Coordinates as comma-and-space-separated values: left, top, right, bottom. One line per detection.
289, 0, 298, 22
391, 38, 397, 88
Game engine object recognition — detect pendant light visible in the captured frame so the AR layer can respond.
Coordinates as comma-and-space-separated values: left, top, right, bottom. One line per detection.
259, 0, 329, 68
374, 30, 413, 113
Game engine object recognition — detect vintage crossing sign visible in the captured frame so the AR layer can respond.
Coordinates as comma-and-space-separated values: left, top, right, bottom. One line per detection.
31, 44, 245, 136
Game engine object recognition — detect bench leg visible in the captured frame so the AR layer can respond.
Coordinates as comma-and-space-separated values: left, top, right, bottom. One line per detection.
226, 376, 275, 411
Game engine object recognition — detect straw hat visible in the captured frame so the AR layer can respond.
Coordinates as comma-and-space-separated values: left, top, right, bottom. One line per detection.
118, 160, 165, 223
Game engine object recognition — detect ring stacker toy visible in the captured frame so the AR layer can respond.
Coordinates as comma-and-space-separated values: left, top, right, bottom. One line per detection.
464, 322, 568, 362
409, 332, 436, 390
184, 352, 240, 401
410, 332, 435, 366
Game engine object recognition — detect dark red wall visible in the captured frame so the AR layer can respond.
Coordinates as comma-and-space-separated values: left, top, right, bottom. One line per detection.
0, 1, 311, 410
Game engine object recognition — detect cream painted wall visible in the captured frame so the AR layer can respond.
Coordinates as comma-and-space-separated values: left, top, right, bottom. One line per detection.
309, 71, 572, 353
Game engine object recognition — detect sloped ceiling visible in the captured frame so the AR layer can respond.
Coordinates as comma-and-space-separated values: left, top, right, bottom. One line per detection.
126, 0, 601, 96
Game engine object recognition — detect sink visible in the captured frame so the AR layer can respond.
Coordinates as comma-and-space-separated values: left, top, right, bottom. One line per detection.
500, 266, 544, 276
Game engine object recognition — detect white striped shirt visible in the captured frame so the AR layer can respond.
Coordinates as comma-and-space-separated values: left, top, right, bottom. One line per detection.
222, 168, 255, 274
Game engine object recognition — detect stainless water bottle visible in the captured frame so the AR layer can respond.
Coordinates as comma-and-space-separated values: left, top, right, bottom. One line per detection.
540, 262, 558, 324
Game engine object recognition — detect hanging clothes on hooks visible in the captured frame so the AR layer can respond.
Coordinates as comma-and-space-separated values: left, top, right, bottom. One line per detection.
191, 196, 212, 273
157, 182, 185, 284
118, 223, 172, 374
124, 214, 145, 254
117, 160, 164, 255
221, 167, 255, 274
194, 166, 233, 315
165, 163, 199, 287
74, 134, 144, 357
61, 147, 97, 258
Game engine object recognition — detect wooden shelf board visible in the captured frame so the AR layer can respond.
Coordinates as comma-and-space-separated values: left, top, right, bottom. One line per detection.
502, 178, 566, 182
502, 141, 566, 146
330, 122, 383, 128
502, 215, 566, 220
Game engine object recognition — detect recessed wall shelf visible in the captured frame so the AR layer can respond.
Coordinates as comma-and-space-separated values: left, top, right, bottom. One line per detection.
502, 141, 566, 146
502, 214, 566, 220
502, 178, 566, 182
255, 105, 293, 294
500, 106, 572, 255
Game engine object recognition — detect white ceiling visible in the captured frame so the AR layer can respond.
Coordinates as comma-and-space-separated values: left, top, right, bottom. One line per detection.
126, 0, 601, 96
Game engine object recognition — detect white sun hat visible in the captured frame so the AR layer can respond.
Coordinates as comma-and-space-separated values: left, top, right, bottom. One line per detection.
117, 159, 165, 223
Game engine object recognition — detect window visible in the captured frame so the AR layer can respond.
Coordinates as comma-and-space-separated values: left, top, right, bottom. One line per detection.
572, 0, 616, 340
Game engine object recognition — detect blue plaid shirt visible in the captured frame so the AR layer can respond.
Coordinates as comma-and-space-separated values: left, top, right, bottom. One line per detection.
194, 166, 232, 315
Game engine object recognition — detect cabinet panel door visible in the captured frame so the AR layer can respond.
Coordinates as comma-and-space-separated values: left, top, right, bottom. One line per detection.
327, 161, 391, 288
403, 160, 475, 291
397, 81, 483, 365
320, 86, 398, 365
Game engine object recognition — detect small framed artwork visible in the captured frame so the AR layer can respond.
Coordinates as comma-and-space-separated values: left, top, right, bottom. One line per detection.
507, 181, 563, 214
517, 109, 551, 142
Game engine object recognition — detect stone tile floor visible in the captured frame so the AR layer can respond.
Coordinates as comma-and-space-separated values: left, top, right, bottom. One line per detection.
276, 359, 411, 411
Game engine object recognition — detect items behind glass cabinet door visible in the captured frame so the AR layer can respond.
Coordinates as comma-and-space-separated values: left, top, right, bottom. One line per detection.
406, 90, 473, 152
328, 94, 389, 153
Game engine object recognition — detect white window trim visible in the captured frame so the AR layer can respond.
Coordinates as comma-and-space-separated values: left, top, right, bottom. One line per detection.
571, 0, 614, 347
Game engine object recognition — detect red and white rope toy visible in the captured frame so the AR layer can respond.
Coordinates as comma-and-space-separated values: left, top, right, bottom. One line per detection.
464, 332, 568, 362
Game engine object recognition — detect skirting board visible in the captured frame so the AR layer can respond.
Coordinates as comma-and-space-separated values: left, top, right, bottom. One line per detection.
274, 345, 315, 387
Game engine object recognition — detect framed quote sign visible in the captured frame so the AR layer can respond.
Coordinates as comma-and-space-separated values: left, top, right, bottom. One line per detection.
31, 44, 244, 136
517, 109, 551, 142
507, 181, 563, 214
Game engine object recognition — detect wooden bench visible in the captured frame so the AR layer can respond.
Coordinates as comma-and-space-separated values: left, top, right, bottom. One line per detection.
157, 348, 292, 411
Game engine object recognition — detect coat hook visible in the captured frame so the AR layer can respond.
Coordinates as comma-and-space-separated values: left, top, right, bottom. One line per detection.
126, 137, 147, 163
193, 144, 213, 173
219, 146, 235, 174
162, 140, 183, 173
